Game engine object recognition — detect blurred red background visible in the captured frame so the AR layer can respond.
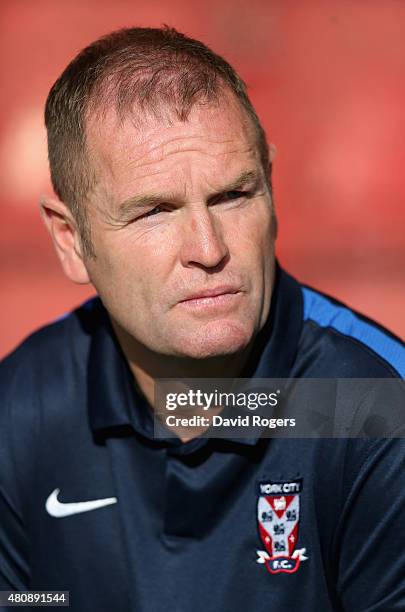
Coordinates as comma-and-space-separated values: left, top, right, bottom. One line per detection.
1, 0, 404, 358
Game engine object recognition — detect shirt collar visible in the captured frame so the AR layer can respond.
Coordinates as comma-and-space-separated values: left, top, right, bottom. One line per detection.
88, 263, 303, 448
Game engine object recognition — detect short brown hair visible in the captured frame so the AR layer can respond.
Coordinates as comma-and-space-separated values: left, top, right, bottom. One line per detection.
45, 26, 270, 256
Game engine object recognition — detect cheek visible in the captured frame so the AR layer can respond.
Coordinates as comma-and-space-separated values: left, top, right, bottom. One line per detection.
225, 201, 273, 258
88, 226, 176, 302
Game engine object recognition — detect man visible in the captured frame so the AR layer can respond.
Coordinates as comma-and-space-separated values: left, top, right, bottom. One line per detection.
1, 26, 404, 611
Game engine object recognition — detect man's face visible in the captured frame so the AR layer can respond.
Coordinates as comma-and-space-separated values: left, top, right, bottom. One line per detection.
83, 93, 276, 359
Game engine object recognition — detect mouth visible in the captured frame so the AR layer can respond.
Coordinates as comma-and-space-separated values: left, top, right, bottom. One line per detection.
177, 287, 243, 312
180, 286, 241, 302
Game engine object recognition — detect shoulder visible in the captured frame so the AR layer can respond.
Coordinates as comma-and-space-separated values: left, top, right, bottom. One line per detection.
0, 297, 103, 497
0, 296, 102, 406
296, 282, 404, 378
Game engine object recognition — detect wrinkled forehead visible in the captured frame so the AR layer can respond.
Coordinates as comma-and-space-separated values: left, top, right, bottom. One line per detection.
85, 90, 261, 180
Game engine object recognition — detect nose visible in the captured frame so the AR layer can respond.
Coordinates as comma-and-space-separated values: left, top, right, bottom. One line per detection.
180, 206, 229, 270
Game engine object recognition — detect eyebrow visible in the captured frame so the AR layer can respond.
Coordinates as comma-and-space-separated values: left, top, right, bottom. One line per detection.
117, 193, 176, 218
207, 171, 259, 205
117, 170, 260, 218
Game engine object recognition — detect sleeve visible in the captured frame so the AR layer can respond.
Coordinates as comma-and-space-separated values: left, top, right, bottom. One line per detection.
0, 357, 31, 589
336, 436, 405, 610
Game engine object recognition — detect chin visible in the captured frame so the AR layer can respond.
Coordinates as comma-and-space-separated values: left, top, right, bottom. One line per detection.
172, 320, 254, 360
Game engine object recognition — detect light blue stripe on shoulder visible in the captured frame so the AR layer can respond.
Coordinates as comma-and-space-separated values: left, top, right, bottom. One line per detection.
302, 287, 405, 377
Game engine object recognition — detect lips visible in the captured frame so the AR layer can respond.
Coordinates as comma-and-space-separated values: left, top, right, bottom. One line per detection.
179, 286, 241, 303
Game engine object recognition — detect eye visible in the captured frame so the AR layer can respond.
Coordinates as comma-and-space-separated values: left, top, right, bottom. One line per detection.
144, 205, 165, 217
208, 189, 251, 208
135, 205, 170, 222
223, 190, 247, 201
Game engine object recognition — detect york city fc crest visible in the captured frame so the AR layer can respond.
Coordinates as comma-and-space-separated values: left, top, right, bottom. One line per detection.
256, 479, 308, 574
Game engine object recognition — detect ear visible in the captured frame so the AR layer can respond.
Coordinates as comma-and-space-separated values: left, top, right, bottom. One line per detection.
269, 142, 277, 163
272, 209, 278, 241
267, 143, 278, 240
265, 143, 277, 190
39, 196, 91, 284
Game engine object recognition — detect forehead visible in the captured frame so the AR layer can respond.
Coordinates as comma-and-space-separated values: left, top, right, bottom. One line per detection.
86, 93, 261, 198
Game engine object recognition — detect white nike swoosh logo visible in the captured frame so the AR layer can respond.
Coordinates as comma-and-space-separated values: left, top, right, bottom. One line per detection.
45, 488, 117, 518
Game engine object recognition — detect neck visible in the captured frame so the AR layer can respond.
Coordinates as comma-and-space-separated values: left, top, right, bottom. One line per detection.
111, 321, 254, 441
112, 320, 253, 404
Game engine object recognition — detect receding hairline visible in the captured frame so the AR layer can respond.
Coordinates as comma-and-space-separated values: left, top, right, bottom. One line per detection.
83, 82, 269, 197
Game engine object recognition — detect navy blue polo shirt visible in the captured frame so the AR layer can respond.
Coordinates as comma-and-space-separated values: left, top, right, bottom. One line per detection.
1, 265, 404, 611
